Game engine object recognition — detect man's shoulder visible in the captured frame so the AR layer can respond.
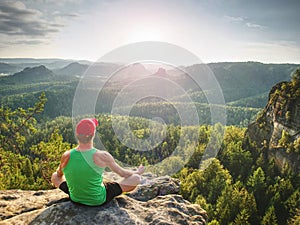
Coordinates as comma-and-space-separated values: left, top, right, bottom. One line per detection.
94, 150, 111, 157
60, 150, 71, 162
94, 150, 113, 162
93, 150, 114, 167
62, 150, 71, 157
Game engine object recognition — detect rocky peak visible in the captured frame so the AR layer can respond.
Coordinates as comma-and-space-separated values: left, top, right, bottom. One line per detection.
0, 173, 207, 225
153, 68, 168, 77
246, 68, 300, 173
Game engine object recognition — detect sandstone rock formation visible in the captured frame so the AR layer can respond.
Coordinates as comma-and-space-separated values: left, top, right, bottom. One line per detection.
0, 174, 207, 225
246, 72, 300, 173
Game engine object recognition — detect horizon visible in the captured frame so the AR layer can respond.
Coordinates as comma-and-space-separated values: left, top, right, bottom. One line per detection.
1, 57, 300, 67
0, 0, 300, 64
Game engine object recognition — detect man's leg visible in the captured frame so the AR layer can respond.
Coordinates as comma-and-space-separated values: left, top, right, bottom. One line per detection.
51, 172, 66, 188
118, 174, 141, 192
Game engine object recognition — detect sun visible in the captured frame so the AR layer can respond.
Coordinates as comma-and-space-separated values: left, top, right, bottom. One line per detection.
126, 28, 166, 42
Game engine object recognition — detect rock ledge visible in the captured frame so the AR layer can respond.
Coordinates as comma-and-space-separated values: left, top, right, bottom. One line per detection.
0, 175, 207, 225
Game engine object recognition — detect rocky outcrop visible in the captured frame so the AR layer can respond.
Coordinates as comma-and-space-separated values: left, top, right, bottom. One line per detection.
0, 174, 207, 225
246, 71, 300, 173
126, 174, 180, 201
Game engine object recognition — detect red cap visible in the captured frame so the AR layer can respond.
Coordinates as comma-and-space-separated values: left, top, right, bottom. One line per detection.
76, 118, 98, 136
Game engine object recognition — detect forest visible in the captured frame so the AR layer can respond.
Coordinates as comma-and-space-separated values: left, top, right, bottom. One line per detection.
0, 61, 299, 125
0, 61, 299, 224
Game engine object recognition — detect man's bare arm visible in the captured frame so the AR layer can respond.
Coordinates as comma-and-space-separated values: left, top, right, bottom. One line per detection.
94, 151, 144, 178
56, 151, 70, 177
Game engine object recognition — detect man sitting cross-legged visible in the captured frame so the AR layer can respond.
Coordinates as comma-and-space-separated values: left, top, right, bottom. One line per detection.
51, 118, 145, 206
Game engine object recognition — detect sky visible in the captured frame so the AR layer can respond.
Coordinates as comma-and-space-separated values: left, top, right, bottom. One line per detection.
0, 0, 300, 64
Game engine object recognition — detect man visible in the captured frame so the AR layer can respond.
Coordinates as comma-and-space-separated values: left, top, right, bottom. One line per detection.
51, 118, 145, 206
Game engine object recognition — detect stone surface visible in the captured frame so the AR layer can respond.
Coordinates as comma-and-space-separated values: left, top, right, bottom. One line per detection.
0, 175, 207, 225
0, 189, 68, 222
127, 174, 180, 201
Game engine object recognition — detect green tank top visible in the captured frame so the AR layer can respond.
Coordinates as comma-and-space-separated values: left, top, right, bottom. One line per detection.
62, 148, 106, 206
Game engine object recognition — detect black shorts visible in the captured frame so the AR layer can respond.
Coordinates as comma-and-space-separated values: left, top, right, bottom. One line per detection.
59, 181, 122, 205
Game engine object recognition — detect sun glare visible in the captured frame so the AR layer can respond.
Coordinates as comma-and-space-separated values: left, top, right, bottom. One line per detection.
127, 28, 166, 42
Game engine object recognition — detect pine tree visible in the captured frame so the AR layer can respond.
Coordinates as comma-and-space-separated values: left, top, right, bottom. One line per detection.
0, 92, 47, 153
232, 209, 250, 225
247, 167, 267, 214
261, 206, 278, 225
22, 157, 34, 183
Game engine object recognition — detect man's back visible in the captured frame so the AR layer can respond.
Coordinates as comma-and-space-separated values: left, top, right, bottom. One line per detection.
63, 148, 106, 206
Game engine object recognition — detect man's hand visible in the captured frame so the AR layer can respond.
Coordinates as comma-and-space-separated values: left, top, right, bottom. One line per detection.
51, 171, 65, 188
136, 164, 145, 175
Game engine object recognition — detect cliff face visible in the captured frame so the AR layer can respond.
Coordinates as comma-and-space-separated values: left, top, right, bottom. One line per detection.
246, 70, 300, 173
0, 173, 207, 225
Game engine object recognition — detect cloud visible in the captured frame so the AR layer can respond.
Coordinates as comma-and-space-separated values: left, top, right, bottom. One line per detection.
52, 11, 80, 18
42, 0, 83, 3
24, 0, 84, 5
246, 22, 265, 29
0, 1, 64, 37
224, 15, 244, 23
9, 39, 48, 45
224, 15, 266, 30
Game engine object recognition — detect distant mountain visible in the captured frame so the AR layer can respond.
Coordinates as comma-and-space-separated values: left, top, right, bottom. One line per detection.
2, 65, 55, 84
85, 62, 122, 77
0, 58, 93, 71
184, 62, 300, 104
153, 68, 168, 77
126, 62, 151, 77
55, 62, 89, 76
0, 63, 20, 75
55, 61, 121, 78
0, 58, 63, 64
228, 92, 269, 108
108, 63, 151, 82
0, 60, 299, 125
